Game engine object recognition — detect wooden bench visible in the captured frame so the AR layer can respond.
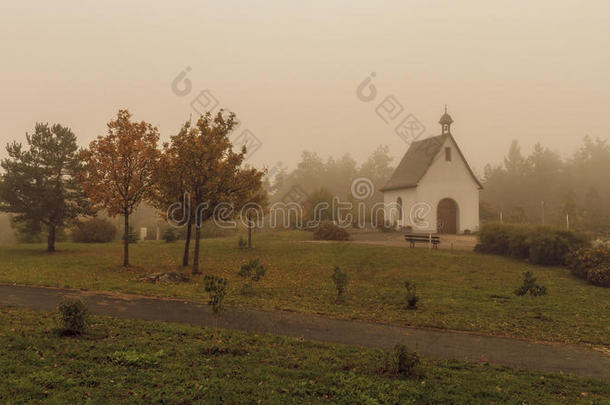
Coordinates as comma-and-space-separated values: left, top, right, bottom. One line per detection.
404, 233, 440, 248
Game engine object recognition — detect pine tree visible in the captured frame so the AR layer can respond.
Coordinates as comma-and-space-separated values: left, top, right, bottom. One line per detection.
0, 123, 90, 252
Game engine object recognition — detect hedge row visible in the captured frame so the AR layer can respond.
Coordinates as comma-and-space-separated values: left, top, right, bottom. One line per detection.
474, 223, 588, 266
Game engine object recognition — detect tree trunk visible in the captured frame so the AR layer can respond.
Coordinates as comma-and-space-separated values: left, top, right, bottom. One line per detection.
47, 224, 56, 253
123, 213, 130, 267
247, 216, 253, 249
192, 220, 201, 275
182, 218, 192, 267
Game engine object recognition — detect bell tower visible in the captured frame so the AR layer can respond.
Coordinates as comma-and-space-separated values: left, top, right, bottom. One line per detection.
439, 105, 453, 135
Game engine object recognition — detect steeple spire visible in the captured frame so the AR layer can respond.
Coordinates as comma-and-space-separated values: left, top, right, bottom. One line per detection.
439, 105, 453, 135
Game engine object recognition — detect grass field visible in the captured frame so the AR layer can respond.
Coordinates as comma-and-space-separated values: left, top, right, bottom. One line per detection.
0, 231, 608, 345
1, 306, 608, 404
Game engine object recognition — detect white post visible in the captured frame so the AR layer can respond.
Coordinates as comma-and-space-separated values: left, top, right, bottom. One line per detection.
500, 211, 503, 224
566, 213, 570, 230
428, 233, 432, 249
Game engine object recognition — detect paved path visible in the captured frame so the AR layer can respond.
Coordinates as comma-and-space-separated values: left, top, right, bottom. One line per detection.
1, 284, 608, 380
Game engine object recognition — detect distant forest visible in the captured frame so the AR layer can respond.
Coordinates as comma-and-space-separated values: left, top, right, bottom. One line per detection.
480, 137, 609, 234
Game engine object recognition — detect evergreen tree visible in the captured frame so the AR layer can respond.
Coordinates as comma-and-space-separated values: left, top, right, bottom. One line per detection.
0, 123, 90, 252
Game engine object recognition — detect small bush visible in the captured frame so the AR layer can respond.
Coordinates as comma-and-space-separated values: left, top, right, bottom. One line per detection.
566, 246, 610, 280
331, 266, 349, 301
592, 239, 610, 249
313, 222, 350, 241
404, 281, 419, 309
162, 228, 178, 243
57, 297, 89, 335
238, 259, 267, 282
381, 344, 423, 378
72, 218, 117, 243
514, 271, 547, 296
395, 345, 422, 377
237, 236, 248, 249
586, 265, 610, 287
204, 275, 228, 315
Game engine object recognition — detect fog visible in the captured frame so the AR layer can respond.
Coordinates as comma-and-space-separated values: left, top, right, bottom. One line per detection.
1, 1, 609, 172
1, 1, 609, 240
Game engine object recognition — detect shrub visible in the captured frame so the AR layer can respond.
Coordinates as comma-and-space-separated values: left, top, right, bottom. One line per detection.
395, 345, 422, 377
592, 239, 610, 249
475, 223, 588, 266
528, 228, 588, 266
204, 275, 228, 315
331, 266, 349, 301
566, 245, 610, 288
238, 259, 267, 294
566, 246, 610, 280
57, 297, 89, 335
237, 236, 248, 249
162, 227, 178, 243
475, 223, 511, 255
313, 222, 350, 241
404, 281, 419, 309
381, 344, 423, 378
586, 265, 610, 287
72, 218, 116, 243
238, 259, 267, 282
507, 225, 531, 259
514, 271, 547, 296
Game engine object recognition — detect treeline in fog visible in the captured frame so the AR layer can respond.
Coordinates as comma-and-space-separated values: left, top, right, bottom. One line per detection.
266, 136, 609, 235
480, 136, 609, 235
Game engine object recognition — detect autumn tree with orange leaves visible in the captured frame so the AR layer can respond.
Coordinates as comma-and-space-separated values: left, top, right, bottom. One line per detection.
80, 110, 159, 266
158, 111, 265, 274
155, 120, 197, 267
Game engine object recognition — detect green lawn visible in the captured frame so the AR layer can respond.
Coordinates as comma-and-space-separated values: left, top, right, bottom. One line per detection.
0, 231, 608, 345
1, 307, 608, 404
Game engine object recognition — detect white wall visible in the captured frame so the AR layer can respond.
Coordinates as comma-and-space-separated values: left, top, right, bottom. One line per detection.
382, 188, 417, 228
383, 136, 480, 233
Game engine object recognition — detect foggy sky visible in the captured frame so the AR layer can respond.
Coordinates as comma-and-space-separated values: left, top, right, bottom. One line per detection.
1, 1, 608, 176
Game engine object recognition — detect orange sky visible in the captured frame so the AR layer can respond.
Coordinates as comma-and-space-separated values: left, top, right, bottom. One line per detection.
1, 1, 608, 175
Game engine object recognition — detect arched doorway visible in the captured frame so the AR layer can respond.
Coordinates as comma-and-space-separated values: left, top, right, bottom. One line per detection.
437, 198, 457, 234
